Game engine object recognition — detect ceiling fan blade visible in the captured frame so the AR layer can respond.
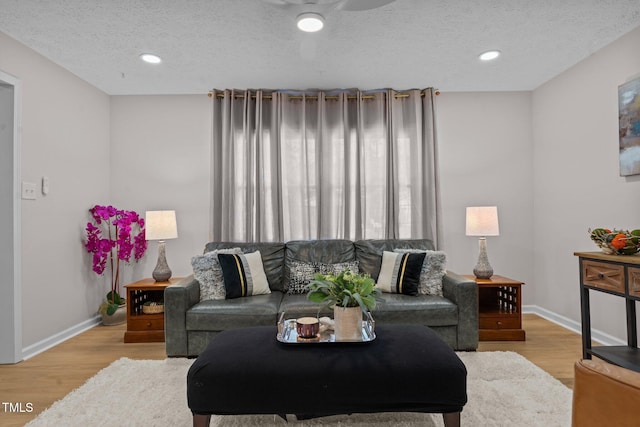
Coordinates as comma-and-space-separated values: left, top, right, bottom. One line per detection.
338, 0, 396, 11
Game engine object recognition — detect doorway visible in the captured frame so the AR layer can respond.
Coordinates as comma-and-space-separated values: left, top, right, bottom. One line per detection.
0, 70, 22, 364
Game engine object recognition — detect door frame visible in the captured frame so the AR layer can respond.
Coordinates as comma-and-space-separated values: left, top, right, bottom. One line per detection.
0, 69, 22, 364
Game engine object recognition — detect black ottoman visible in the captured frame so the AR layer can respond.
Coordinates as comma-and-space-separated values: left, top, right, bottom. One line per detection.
187, 324, 467, 427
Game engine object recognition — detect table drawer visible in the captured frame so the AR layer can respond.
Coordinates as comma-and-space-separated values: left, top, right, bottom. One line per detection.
479, 316, 521, 330
582, 260, 625, 293
128, 317, 164, 331
630, 267, 640, 298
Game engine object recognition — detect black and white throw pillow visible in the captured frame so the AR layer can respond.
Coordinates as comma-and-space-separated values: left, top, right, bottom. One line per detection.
376, 251, 426, 296
316, 261, 360, 276
217, 251, 271, 299
286, 261, 317, 295
285, 260, 360, 295
393, 249, 447, 296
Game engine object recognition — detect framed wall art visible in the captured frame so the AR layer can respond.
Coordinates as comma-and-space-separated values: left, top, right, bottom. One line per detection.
619, 76, 640, 176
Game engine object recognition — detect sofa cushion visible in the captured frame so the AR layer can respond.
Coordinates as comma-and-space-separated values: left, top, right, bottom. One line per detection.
204, 242, 286, 292
279, 293, 333, 317
355, 239, 435, 279
286, 239, 356, 265
373, 293, 458, 326
186, 292, 283, 331
218, 251, 271, 299
376, 251, 426, 296
394, 249, 447, 296
191, 247, 242, 301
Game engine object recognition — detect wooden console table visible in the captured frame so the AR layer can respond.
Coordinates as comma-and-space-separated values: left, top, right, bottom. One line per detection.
124, 277, 181, 343
575, 251, 640, 372
464, 274, 525, 341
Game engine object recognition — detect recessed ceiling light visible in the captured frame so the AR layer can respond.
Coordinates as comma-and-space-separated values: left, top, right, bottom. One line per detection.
297, 12, 324, 32
140, 53, 162, 64
479, 50, 501, 61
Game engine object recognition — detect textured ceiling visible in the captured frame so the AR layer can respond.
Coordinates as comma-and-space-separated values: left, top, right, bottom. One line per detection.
0, 0, 639, 95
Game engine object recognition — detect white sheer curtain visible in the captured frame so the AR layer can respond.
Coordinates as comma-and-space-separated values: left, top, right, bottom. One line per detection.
210, 88, 441, 246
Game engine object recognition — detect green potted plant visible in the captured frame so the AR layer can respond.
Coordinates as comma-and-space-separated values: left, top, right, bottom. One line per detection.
306, 269, 380, 340
84, 205, 147, 325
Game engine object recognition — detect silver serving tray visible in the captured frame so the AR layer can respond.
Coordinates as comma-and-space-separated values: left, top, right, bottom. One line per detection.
276, 312, 376, 344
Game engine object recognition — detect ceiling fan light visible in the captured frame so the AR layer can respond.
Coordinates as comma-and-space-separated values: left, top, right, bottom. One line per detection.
297, 12, 324, 32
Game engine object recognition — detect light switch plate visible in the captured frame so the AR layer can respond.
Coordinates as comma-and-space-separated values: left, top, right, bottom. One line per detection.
42, 176, 50, 195
21, 182, 37, 200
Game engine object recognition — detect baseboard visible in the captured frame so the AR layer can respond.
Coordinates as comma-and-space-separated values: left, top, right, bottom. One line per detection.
21, 316, 101, 361
523, 305, 626, 346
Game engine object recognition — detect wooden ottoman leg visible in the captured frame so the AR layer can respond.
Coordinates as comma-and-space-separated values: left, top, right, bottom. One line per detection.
193, 414, 211, 427
443, 411, 461, 427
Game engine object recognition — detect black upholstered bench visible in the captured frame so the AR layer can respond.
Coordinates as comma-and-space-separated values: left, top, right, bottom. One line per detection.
187, 324, 467, 427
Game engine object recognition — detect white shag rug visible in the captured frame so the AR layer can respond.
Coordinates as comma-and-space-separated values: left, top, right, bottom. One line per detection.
26, 352, 572, 427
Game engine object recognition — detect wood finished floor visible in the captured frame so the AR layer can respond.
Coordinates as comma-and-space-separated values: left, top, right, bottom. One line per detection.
0, 314, 581, 426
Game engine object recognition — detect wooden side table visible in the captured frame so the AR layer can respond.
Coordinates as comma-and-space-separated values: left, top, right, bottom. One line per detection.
464, 274, 526, 341
124, 277, 182, 343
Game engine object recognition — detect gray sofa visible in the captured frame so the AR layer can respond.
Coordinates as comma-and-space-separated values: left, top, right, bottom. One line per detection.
165, 239, 478, 357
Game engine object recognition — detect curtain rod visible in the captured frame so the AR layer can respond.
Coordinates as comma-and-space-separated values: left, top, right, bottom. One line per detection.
206, 89, 440, 99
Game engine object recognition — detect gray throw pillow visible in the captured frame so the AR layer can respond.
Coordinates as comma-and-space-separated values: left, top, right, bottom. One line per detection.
393, 248, 446, 296
191, 247, 242, 301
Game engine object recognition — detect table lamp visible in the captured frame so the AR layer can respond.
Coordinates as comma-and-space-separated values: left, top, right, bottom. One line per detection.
145, 210, 178, 282
465, 206, 499, 279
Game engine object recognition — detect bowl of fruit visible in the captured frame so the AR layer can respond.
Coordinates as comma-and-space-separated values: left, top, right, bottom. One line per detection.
589, 228, 640, 255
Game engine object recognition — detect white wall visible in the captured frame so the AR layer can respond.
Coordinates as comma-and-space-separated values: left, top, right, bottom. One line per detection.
0, 32, 110, 350
532, 26, 640, 340
109, 96, 211, 281
437, 92, 535, 301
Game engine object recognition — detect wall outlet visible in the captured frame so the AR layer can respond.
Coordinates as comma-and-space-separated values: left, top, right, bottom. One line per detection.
21, 182, 37, 200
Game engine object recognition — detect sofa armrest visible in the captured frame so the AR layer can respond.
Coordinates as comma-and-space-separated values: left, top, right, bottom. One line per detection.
442, 271, 478, 350
164, 275, 200, 357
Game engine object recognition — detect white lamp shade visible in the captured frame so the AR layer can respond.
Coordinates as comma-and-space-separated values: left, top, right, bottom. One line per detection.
145, 210, 178, 241
465, 206, 499, 236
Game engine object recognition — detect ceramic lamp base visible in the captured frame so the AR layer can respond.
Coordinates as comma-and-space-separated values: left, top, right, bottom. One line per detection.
473, 237, 494, 279
152, 241, 172, 282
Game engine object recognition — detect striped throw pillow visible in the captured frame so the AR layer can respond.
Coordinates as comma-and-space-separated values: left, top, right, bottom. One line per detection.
218, 251, 271, 299
376, 251, 426, 296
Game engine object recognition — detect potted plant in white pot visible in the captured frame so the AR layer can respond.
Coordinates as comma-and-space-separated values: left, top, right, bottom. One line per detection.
84, 205, 147, 325
306, 269, 380, 340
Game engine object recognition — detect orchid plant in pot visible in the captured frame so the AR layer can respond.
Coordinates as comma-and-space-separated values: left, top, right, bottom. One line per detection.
84, 205, 147, 320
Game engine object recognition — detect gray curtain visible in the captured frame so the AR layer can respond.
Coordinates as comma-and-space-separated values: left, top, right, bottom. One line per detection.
210, 88, 441, 247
